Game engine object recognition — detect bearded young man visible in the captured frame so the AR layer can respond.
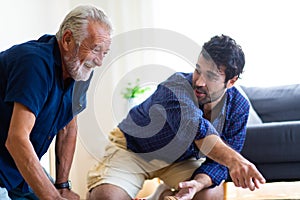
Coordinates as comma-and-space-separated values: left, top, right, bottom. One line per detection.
87, 35, 265, 200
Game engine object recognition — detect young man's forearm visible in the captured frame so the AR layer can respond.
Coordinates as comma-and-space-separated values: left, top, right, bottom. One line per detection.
195, 135, 265, 190
195, 135, 243, 167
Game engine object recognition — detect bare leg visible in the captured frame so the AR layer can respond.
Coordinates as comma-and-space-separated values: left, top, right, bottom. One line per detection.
88, 184, 131, 200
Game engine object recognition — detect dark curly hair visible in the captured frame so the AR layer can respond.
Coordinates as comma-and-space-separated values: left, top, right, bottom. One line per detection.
201, 35, 245, 83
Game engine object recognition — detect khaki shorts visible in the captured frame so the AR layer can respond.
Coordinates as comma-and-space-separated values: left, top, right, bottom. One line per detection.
87, 128, 205, 198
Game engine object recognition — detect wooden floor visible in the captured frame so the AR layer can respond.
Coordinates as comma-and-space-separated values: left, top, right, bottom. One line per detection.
225, 181, 300, 200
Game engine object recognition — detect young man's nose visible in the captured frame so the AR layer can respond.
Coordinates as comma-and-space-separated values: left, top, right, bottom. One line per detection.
195, 75, 206, 87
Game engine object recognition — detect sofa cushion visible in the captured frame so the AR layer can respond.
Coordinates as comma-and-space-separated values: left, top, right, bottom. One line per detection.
242, 121, 300, 164
241, 84, 300, 122
254, 163, 300, 182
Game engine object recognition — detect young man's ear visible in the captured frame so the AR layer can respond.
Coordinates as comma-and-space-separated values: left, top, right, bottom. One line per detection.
226, 76, 238, 88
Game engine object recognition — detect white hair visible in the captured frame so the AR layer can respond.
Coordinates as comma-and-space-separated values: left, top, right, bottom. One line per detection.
56, 5, 112, 44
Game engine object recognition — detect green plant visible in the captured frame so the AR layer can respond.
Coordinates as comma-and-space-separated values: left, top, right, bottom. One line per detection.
122, 78, 150, 99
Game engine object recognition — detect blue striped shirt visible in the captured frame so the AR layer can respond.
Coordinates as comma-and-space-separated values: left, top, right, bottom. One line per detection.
118, 72, 249, 185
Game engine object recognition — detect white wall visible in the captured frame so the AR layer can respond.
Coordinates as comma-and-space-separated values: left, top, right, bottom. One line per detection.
150, 0, 300, 87
0, 0, 70, 50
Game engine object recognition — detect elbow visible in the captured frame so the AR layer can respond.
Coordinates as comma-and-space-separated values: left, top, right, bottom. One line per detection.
5, 134, 27, 154
5, 135, 14, 154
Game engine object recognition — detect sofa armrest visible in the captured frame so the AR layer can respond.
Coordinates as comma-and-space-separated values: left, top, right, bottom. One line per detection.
241, 121, 300, 164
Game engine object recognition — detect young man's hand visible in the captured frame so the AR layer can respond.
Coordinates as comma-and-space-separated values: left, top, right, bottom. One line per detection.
169, 173, 213, 200
172, 180, 199, 200
228, 157, 266, 190
195, 135, 266, 191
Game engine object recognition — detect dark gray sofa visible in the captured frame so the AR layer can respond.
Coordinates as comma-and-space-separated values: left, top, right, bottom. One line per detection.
239, 84, 300, 182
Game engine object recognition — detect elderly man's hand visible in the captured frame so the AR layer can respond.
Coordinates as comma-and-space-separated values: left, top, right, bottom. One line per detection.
58, 189, 80, 200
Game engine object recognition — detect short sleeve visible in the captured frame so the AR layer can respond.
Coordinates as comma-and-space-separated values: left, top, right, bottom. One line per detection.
5, 54, 50, 116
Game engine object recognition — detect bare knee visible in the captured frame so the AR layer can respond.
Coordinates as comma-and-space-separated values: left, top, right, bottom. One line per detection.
88, 184, 131, 200
193, 183, 224, 200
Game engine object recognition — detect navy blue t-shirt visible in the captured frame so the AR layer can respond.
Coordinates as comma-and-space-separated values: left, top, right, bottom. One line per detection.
0, 35, 91, 191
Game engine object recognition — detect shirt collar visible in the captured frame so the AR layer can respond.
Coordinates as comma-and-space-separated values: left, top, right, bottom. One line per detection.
212, 94, 227, 133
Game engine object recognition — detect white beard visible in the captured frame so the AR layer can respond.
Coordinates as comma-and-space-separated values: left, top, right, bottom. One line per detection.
64, 55, 93, 81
